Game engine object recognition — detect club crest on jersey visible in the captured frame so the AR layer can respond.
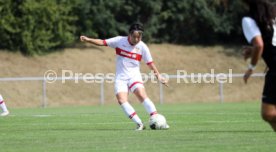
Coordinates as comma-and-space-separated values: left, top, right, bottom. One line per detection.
134, 47, 141, 53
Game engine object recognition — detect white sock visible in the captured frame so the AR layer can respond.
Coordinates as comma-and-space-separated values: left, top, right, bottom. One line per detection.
142, 98, 157, 116
0, 95, 8, 112
121, 102, 142, 125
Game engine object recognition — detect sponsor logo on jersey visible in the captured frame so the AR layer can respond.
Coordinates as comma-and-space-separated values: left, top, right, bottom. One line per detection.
116, 48, 142, 61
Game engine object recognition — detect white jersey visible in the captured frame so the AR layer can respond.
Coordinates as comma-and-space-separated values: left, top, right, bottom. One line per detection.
242, 17, 262, 43
104, 36, 153, 80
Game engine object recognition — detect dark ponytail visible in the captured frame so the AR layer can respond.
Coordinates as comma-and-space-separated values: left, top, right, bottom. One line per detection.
245, 0, 276, 30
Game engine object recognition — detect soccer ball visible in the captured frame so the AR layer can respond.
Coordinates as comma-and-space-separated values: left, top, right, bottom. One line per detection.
149, 114, 169, 130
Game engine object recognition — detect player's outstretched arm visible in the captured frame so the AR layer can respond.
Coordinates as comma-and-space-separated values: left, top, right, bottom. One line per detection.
80, 36, 105, 46
147, 63, 169, 87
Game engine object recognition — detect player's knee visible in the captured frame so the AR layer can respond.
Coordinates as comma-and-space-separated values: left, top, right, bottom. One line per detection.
134, 88, 147, 97
135, 93, 148, 102
261, 112, 276, 122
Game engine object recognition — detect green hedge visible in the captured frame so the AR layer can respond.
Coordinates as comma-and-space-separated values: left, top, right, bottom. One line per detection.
0, 0, 76, 55
1, 0, 273, 55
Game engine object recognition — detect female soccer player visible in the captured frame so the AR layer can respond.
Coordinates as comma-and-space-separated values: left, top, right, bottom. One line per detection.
80, 23, 169, 130
0, 94, 9, 116
242, 0, 276, 131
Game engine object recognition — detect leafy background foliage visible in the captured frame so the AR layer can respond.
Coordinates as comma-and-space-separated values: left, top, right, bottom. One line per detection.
0, 0, 275, 55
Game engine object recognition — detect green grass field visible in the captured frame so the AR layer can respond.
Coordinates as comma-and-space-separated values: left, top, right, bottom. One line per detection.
0, 102, 275, 152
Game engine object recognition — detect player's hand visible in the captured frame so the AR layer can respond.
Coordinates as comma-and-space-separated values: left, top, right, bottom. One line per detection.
80, 36, 89, 42
242, 46, 253, 61
243, 69, 253, 84
157, 75, 169, 87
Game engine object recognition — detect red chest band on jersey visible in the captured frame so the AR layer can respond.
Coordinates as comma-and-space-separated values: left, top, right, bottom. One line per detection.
116, 48, 142, 61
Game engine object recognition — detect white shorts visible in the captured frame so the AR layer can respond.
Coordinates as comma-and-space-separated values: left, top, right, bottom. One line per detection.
114, 76, 144, 95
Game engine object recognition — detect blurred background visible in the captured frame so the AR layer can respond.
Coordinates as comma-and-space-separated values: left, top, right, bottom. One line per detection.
0, 0, 257, 55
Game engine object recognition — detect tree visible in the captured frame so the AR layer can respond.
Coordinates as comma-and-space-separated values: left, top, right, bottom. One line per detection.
0, 0, 77, 55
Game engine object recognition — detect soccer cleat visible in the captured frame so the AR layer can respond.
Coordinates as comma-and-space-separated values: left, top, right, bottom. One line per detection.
0, 111, 9, 116
135, 123, 146, 131
163, 124, 170, 129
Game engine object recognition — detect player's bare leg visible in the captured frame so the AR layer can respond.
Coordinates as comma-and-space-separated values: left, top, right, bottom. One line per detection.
261, 103, 276, 131
134, 87, 157, 116
116, 92, 128, 105
116, 92, 144, 130
133, 87, 148, 103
